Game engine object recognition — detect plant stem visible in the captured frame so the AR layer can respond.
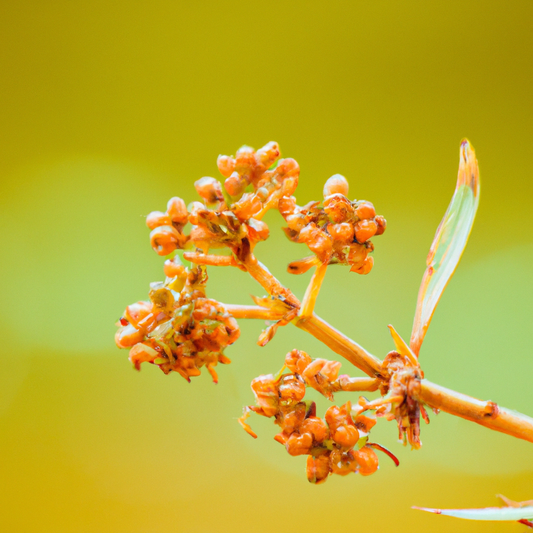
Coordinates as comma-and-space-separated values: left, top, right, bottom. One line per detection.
240, 252, 301, 308
412, 380, 533, 444
295, 314, 383, 378
299, 262, 328, 319
223, 304, 284, 320
229, 251, 533, 444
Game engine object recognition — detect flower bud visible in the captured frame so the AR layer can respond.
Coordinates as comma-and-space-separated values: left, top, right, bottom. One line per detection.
224, 172, 246, 197
323, 174, 349, 198
235, 145, 256, 174
328, 222, 354, 243
278, 375, 306, 401
375, 215, 387, 235
285, 349, 312, 374
115, 324, 144, 348
166, 197, 188, 224
146, 211, 171, 229
247, 218, 270, 242
354, 201, 376, 220
354, 219, 377, 243
348, 243, 367, 265
300, 416, 328, 443
150, 225, 181, 256
232, 193, 262, 221
278, 196, 296, 217
333, 425, 359, 448
299, 223, 333, 260
195, 177, 224, 204
255, 141, 280, 169
285, 214, 305, 233
163, 258, 186, 279
286, 432, 313, 456
306, 453, 331, 484
350, 255, 374, 275
276, 158, 300, 179
354, 446, 379, 476
217, 155, 236, 178
187, 201, 206, 225
124, 301, 153, 328
330, 449, 357, 476
281, 177, 298, 197
128, 342, 159, 371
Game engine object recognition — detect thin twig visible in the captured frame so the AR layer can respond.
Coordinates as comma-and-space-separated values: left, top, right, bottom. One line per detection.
295, 313, 383, 378
222, 304, 284, 320
299, 262, 328, 319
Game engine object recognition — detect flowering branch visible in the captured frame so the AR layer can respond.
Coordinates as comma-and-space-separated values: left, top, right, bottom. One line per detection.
115, 140, 533, 490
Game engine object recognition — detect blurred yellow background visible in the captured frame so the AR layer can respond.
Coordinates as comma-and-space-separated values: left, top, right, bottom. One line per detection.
1, 1, 532, 531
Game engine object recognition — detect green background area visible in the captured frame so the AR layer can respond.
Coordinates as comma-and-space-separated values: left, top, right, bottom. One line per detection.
1, 2, 532, 531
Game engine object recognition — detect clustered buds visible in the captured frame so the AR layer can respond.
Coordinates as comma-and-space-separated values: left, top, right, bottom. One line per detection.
147, 197, 189, 256
115, 265, 239, 382
118, 142, 395, 482
239, 349, 397, 484
282, 174, 386, 275
144, 142, 301, 262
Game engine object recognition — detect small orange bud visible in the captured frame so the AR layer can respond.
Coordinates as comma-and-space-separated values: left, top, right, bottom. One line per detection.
350, 255, 374, 275
163, 258, 186, 278
194, 177, 224, 204
217, 155, 236, 178
278, 196, 296, 217
224, 172, 246, 197
235, 145, 256, 174
285, 349, 312, 374
333, 425, 359, 448
232, 193, 262, 221
115, 324, 144, 348
276, 158, 300, 179
348, 243, 367, 265
285, 432, 313, 456
300, 416, 328, 443
328, 222, 354, 243
166, 197, 188, 224
150, 225, 181, 256
128, 342, 159, 370
281, 177, 298, 197
146, 211, 171, 229
247, 218, 270, 242
255, 141, 280, 169
375, 215, 387, 235
124, 301, 153, 329
278, 375, 306, 401
307, 453, 331, 484
323, 174, 349, 198
354, 219, 377, 243
354, 201, 376, 220
354, 446, 379, 476
330, 449, 357, 476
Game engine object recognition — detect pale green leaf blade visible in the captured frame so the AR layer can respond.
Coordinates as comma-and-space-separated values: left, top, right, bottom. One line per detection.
413, 505, 533, 522
410, 139, 480, 356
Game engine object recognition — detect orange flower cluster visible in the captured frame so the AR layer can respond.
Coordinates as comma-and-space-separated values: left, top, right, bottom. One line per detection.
239, 350, 396, 484
144, 141, 300, 261
115, 265, 239, 382
281, 174, 386, 274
